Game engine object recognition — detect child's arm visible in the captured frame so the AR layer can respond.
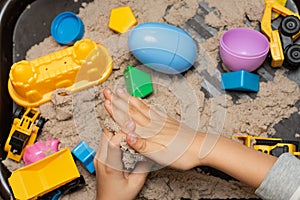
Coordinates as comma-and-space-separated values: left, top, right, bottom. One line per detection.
123, 121, 276, 188
103, 87, 300, 199
125, 125, 300, 199
198, 134, 276, 188
103, 87, 276, 188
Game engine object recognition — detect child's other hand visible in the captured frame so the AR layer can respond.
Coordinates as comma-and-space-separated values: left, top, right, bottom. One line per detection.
94, 129, 151, 200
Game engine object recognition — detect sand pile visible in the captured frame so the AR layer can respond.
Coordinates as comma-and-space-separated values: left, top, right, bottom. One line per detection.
3, 0, 300, 199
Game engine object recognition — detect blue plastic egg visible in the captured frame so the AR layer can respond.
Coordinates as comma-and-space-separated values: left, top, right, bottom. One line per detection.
128, 22, 197, 74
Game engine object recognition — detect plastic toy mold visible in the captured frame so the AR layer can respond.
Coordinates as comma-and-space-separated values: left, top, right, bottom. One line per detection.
124, 66, 153, 98
109, 6, 137, 33
72, 141, 96, 174
23, 138, 60, 165
51, 12, 85, 45
8, 38, 113, 107
221, 70, 259, 92
220, 28, 269, 72
128, 22, 197, 74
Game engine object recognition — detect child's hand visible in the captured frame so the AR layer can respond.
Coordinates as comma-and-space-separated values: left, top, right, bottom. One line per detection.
94, 129, 151, 200
102, 88, 278, 189
103, 88, 205, 170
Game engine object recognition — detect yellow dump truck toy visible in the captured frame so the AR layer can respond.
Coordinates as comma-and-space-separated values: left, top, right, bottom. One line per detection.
8, 148, 81, 200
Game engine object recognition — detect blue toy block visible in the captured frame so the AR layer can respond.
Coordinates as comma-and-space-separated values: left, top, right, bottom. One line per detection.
221, 70, 259, 92
72, 141, 96, 174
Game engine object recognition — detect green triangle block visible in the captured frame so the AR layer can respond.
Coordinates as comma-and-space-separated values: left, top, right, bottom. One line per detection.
124, 66, 153, 98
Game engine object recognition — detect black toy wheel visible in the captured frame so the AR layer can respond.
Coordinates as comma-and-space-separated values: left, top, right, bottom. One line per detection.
283, 44, 300, 70
13, 107, 24, 119
38, 175, 85, 199
36, 116, 46, 130
280, 15, 300, 36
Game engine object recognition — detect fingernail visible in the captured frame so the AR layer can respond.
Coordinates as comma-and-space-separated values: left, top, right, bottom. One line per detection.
116, 88, 124, 94
127, 133, 137, 144
106, 89, 112, 94
125, 121, 135, 130
104, 100, 111, 105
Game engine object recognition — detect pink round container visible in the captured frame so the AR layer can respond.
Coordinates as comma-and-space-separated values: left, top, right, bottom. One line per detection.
220, 28, 269, 72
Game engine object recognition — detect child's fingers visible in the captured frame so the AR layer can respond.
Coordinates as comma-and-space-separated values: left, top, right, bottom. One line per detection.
126, 131, 163, 155
95, 131, 129, 179
104, 99, 113, 116
116, 89, 170, 130
132, 160, 153, 174
104, 99, 131, 126
128, 161, 153, 188
128, 103, 150, 127
128, 96, 150, 118
105, 133, 125, 177
139, 97, 150, 107
103, 88, 130, 119
115, 88, 150, 114
112, 89, 131, 113
94, 129, 113, 164
104, 88, 153, 128
103, 87, 113, 101
114, 88, 152, 126
103, 128, 114, 139
122, 120, 136, 135
109, 88, 149, 127
122, 120, 153, 139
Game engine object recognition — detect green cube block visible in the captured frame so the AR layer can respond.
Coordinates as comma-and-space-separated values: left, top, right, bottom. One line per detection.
124, 66, 153, 98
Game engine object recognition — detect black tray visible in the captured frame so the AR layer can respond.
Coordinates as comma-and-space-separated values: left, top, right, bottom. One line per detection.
1, 0, 300, 199
0, 0, 92, 199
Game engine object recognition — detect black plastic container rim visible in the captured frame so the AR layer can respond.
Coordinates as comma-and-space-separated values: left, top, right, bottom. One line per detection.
0, 1, 36, 199
0, 0, 36, 159
0, 0, 299, 200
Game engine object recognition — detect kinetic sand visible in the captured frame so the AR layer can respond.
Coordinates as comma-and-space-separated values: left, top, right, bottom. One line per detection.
3, 0, 300, 199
